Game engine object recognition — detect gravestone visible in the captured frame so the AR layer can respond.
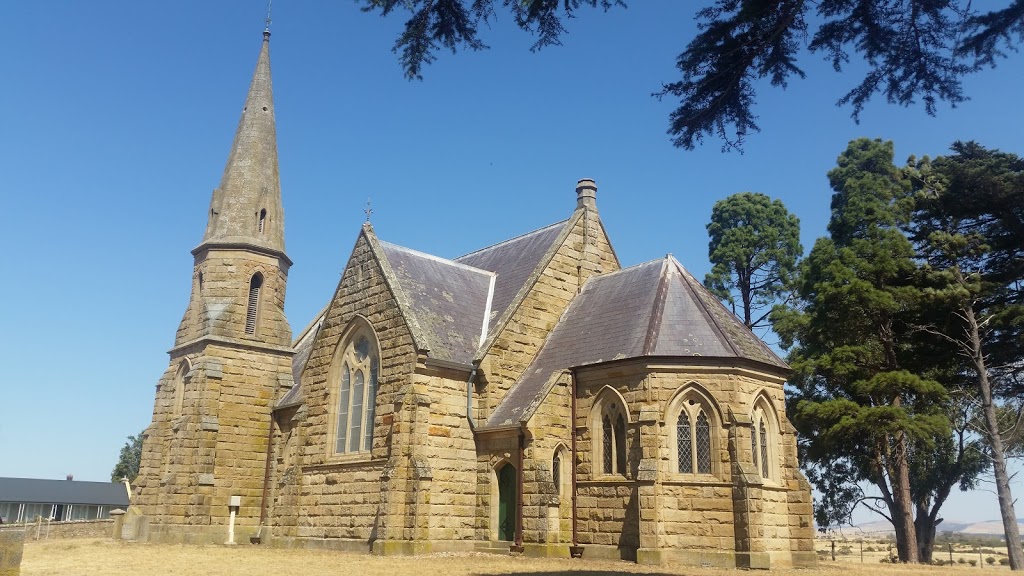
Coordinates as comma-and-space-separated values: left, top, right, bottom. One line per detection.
0, 530, 25, 576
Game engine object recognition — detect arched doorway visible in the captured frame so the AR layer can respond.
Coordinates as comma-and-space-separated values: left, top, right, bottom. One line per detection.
497, 463, 517, 541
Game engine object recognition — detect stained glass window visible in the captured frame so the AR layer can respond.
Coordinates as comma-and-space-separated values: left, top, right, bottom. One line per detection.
696, 411, 712, 474
364, 358, 378, 450
335, 327, 379, 454
760, 418, 769, 478
615, 414, 627, 475
751, 422, 759, 469
552, 453, 561, 495
355, 336, 370, 361
677, 412, 692, 473
336, 365, 350, 453
602, 415, 613, 474
350, 370, 364, 452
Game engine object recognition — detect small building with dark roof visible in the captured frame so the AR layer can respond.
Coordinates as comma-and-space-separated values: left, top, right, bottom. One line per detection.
0, 477, 129, 524
131, 29, 815, 569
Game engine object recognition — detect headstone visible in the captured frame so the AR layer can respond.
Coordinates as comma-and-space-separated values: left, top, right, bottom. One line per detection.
0, 530, 26, 576
110, 509, 126, 540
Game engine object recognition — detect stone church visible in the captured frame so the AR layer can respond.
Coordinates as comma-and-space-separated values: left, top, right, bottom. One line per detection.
132, 29, 816, 568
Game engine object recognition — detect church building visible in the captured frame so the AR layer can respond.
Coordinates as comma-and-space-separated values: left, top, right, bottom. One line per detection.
132, 29, 816, 569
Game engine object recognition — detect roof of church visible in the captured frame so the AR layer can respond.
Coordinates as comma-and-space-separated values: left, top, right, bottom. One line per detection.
485, 256, 788, 428
277, 307, 327, 409
378, 241, 494, 365
455, 220, 569, 335
198, 31, 286, 255
279, 219, 570, 409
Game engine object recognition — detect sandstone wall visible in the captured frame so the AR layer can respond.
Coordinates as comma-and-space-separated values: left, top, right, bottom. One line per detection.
269, 229, 415, 544
473, 432, 519, 543
658, 483, 735, 549
0, 520, 112, 540
478, 211, 618, 418
176, 249, 292, 347
420, 369, 478, 543
569, 361, 813, 565
520, 373, 573, 546
136, 342, 291, 534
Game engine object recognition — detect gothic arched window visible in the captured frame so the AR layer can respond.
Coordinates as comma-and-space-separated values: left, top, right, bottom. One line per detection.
676, 411, 692, 473
335, 326, 379, 454
752, 399, 778, 481
759, 418, 769, 478
172, 359, 190, 416
671, 388, 720, 478
552, 452, 561, 496
597, 396, 628, 476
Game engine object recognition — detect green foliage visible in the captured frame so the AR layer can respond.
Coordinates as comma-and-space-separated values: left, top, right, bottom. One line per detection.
987, 556, 997, 564
358, 1, 1023, 151
110, 431, 144, 483
773, 138, 978, 563
909, 140, 1024, 563
910, 142, 1024, 392
704, 192, 802, 329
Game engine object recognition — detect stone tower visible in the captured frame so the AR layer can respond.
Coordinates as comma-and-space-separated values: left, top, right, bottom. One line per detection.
134, 29, 294, 543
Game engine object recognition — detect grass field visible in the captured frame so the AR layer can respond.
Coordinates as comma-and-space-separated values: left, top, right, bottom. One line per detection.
17, 538, 1014, 576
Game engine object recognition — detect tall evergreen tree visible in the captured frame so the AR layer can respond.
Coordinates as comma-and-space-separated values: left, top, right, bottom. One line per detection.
358, 1, 1023, 150
774, 138, 950, 563
704, 191, 802, 330
909, 142, 1024, 568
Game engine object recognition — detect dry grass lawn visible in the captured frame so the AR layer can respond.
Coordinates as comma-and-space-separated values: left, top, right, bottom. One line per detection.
18, 538, 1002, 576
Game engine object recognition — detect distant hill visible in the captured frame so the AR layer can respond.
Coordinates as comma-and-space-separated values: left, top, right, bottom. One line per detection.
847, 519, 1024, 537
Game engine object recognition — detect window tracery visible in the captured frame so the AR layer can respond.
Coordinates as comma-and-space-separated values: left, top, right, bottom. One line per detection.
334, 327, 379, 454
671, 389, 719, 478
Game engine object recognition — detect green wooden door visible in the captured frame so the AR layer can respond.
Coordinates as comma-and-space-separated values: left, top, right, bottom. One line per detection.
497, 464, 516, 541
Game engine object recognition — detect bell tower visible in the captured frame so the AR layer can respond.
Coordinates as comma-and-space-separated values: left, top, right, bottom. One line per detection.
134, 29, 294, 543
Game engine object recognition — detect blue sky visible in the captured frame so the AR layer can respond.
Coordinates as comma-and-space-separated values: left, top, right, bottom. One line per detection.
1, 2, 1021, 524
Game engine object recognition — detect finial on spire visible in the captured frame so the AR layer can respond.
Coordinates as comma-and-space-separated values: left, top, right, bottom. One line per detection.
364, 198, 373, 223
264, 0, 273, 39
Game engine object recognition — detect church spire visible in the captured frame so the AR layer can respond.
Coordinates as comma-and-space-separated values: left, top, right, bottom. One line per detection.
199, 30, 286, 256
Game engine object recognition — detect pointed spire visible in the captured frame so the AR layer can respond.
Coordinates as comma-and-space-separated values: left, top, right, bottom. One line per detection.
199, 31, 286, 256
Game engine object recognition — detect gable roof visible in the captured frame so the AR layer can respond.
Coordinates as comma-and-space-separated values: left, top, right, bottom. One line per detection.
378, 241, 494, 365
277, 217, 576, 409
455, 220, 569, 335
0, 477, 130, 507
485, 256, 788, 428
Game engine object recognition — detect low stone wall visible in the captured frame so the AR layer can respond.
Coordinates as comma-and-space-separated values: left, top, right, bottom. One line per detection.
0, 519, 112, 541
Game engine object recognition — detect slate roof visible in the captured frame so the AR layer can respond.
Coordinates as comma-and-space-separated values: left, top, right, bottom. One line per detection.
379, 241, 494, 365
277, 308, 326, 409
455, 220, 569, 334
0, 477, 129, 507
485, 256, 788, 428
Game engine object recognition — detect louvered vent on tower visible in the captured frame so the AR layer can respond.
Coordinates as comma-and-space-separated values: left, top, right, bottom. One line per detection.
246, 273, 263, 335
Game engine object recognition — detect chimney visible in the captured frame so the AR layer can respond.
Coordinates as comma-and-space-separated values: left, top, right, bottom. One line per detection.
576, 178, 597, 211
